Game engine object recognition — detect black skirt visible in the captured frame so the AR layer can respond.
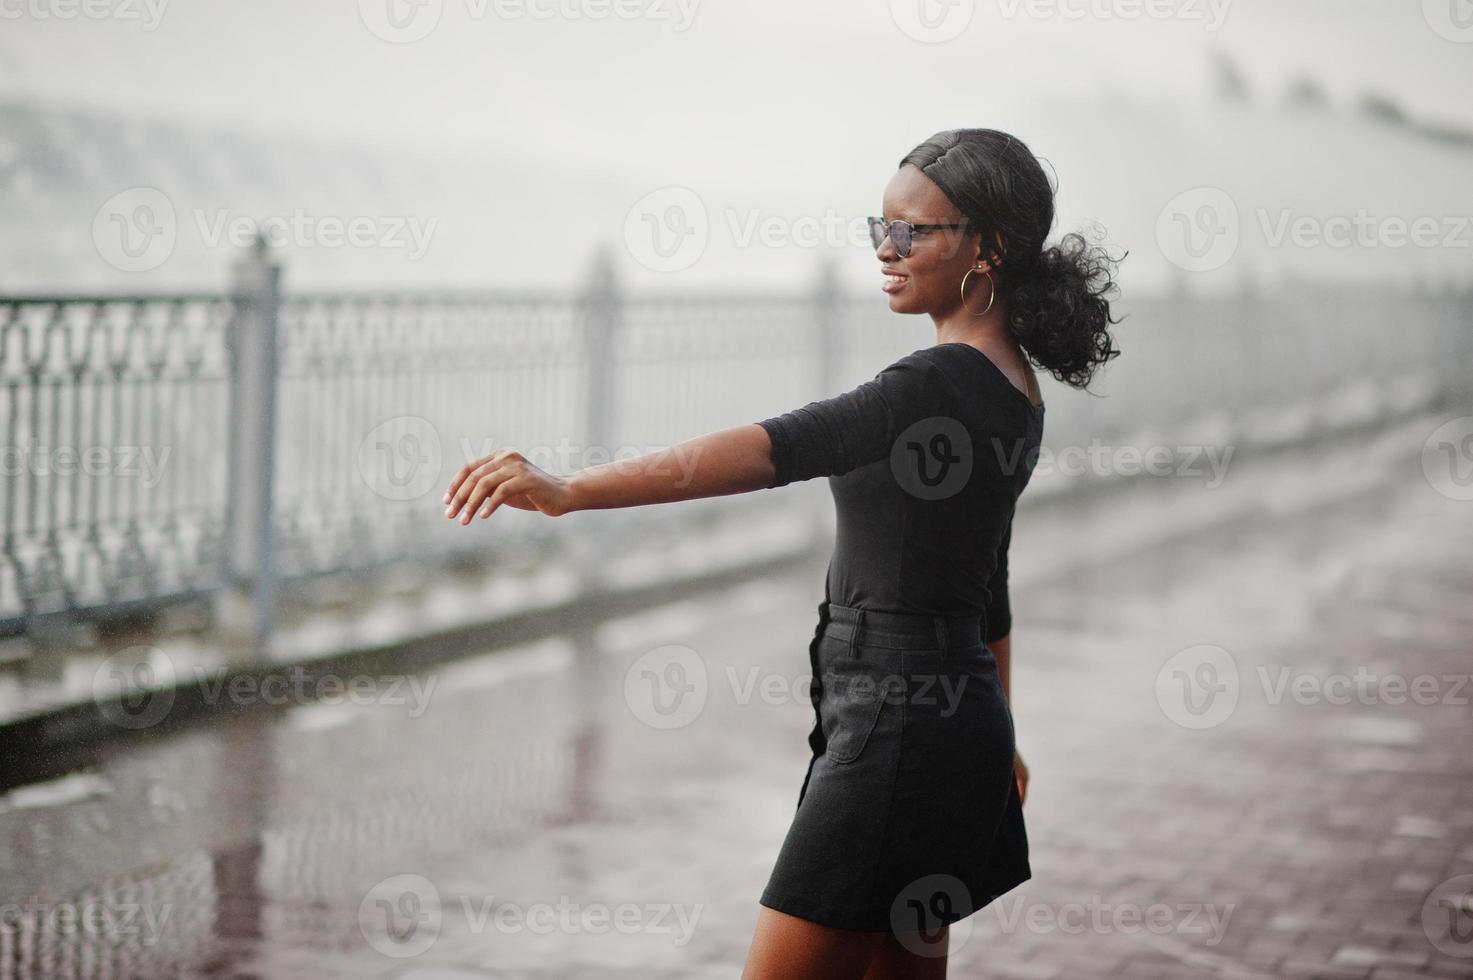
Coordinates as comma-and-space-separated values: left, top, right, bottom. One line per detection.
759, 600, 1031, 933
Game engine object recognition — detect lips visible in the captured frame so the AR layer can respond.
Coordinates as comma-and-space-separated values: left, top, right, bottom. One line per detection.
882, 269, 909, 294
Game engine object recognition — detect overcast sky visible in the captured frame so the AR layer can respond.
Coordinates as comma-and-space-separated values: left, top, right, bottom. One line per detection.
3, 0, 1470, 292
3, 0, 1469, 167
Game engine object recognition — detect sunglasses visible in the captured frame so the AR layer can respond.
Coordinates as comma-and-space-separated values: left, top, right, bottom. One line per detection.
866, 217, 968, 257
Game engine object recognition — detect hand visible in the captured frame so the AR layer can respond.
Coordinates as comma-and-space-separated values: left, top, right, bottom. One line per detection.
443, 449, 575, 522
1013, 749, 1029, 805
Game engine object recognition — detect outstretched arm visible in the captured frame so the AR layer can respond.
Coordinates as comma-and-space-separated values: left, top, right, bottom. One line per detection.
567, 423, 778, 511
444, 347, 940, 522
443, 423, 779, 521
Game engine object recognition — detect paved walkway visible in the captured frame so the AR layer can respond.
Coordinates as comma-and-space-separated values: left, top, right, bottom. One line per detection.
1, 410, 1471, 979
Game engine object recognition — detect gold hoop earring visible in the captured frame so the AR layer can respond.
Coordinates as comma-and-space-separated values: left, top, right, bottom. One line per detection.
961, 267, 995, 316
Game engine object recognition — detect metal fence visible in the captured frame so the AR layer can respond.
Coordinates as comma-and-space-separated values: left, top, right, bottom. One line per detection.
0, 291, 236, 629
2, 240, 1470, 645
0, 242, 834, 645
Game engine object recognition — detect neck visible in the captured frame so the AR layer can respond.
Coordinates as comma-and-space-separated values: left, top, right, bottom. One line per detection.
932, 299, 1011, 350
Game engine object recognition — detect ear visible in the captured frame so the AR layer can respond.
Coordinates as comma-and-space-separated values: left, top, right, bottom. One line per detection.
974, 230, 1007, 272
966, 230, 989, 270
995, 230, 1008, 259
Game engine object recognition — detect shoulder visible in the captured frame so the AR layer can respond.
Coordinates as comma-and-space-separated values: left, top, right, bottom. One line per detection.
869, 347, 952, 401
896, 342, 982, 375
877, 344, 979, 397
877, 345, 958, 378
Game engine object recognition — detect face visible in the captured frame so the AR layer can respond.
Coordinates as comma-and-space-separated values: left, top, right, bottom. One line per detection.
875, 163, 985, 316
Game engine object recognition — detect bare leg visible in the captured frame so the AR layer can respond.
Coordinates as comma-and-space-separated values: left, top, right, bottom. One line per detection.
861, 926, 950, 980
741, 905, 889, 980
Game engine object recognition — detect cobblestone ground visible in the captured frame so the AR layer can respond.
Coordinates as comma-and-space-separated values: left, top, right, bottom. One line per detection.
1, 411, 1471, 979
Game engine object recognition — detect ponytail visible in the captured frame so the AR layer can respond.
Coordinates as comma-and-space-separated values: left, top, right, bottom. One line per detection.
1005, 230, 1123, 390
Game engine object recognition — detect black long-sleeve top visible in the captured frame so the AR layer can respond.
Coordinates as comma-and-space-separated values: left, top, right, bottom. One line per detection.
755, 342, 1044, 643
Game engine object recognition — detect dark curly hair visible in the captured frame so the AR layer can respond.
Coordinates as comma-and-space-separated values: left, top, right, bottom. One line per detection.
899, 129, 1124, 389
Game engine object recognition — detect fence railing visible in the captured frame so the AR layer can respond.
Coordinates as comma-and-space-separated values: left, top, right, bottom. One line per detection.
2, 239, 1470, 649
0, 241, 839, 648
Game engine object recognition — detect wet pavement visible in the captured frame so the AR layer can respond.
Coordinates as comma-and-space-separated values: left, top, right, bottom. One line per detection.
2, 409, 1472, 979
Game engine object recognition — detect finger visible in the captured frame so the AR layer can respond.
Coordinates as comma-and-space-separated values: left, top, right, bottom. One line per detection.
444, 456, 489, 506
444, 463, 480, 517
458, 470, 507, 524
482, 473, 533, 518
446, 456, 503, 518
445, 452, 501, 510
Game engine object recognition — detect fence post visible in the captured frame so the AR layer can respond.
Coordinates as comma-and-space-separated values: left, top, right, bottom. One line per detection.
583, 244, 617, 470
215, 234, 281, 658
571, 244, 619, 597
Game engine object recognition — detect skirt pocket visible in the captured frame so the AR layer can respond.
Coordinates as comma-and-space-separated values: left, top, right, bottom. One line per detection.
817, 644, 905, 765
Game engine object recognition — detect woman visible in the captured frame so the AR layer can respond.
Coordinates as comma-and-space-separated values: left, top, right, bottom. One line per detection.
443, 128, 1121, 979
